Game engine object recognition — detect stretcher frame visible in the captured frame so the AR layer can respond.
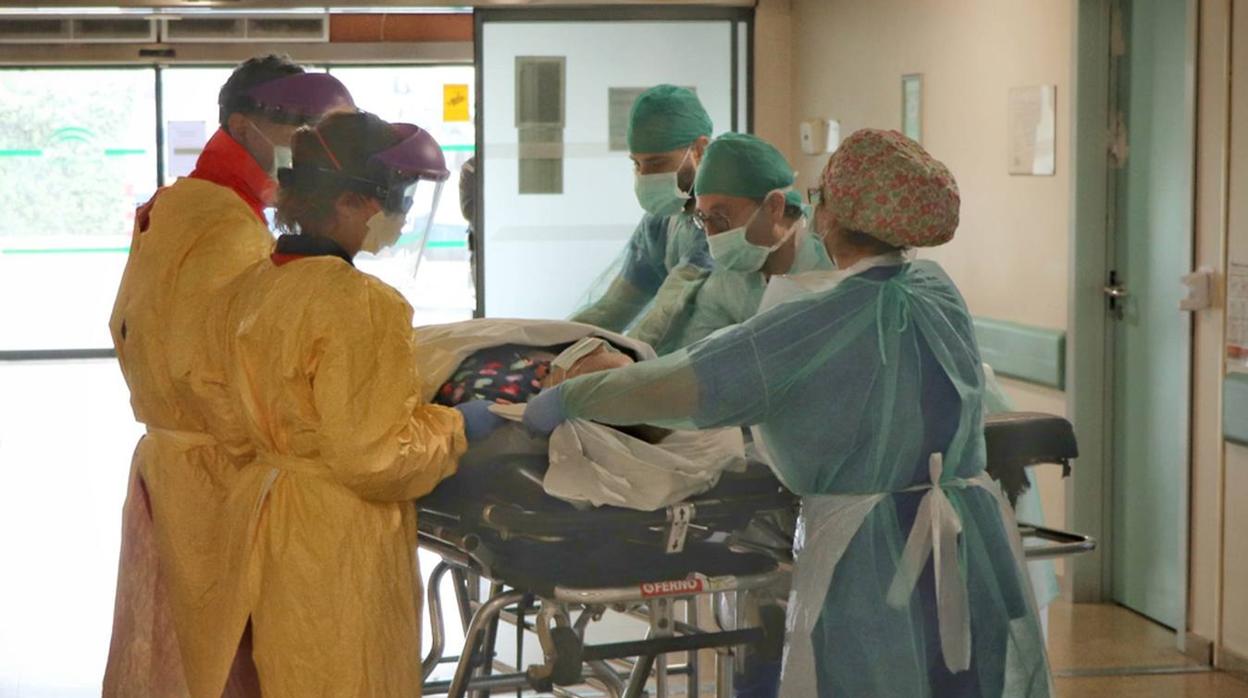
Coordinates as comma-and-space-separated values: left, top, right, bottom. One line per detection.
419, 525, 786, 698
417, 411, 1096, 697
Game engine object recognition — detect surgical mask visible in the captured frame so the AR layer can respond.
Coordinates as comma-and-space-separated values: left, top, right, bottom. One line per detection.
246, 119, 292, 176
361, 210, 406, 254
272, 145, 293, 172
633, 148, 692, 216
707, 205, 797, 273
788, 219, 833, 274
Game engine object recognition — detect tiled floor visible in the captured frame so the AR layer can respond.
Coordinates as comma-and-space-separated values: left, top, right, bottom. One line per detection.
1048, 600, 1248, 697
486, 600, 1248, 696
1047, 600, 1204, 672
1056, 672, 1248, 697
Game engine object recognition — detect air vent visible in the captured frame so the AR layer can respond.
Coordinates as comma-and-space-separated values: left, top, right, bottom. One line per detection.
163, 17, 244, 41
246, 17, 326, 41
0, 17, 156, 43
161, 14, 327, 43
0, 19, 70, 42
71, 18, 155, 41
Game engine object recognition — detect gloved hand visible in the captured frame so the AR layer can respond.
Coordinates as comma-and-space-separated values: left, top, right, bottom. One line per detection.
522, 385, 568, 437
454, 399, 507, 444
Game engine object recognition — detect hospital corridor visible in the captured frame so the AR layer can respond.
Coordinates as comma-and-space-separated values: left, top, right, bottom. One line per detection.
1, 1, 1247, 697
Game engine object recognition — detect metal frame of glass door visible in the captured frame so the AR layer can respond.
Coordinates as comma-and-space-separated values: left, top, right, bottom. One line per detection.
1067, 0, 1198, 654
471, 5, 754, 318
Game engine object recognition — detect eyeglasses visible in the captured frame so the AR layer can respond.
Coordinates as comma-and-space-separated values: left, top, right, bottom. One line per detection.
691, 209, 735, 235
807, 187, 825, 208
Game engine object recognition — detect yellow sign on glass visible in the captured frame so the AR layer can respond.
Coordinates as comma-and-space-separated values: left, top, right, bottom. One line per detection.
443, 84, 470, 122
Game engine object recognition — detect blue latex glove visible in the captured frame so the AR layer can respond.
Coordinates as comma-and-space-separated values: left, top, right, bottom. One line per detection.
522, 385, 568, 436
454, 400, 507, 444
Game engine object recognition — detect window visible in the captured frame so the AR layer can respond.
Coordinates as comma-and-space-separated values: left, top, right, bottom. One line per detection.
0, 68, 157, 350
0, 63, 477, 698
160, 67, 235, 182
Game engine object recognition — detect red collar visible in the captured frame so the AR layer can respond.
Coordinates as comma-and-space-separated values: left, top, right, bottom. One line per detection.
189, 128, 273, 222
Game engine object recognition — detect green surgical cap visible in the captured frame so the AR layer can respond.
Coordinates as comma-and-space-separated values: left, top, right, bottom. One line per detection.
784, 189, 812, 218
694, 133, 795, 200
627, 85, 713, 154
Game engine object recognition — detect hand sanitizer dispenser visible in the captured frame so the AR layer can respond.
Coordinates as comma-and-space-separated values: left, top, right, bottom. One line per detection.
800, 119, 840, 155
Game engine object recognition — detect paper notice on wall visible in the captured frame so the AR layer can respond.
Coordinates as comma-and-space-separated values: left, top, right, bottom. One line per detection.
902, 74, 922, 143
1229, 262, 1248, 368
1008, 85, 1057, 176
167, 121, 206, 179
443, 84, 470, 122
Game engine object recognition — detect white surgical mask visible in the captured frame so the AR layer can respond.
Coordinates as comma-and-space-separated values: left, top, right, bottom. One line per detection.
246, 119, 291, 177
272, 145, 293, 172
361, 211, 406, 254
633, 148, 692, 217
707, 204, 797, 273
787, 219, 833, 274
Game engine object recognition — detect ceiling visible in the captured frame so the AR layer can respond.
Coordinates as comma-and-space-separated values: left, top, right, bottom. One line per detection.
0, 0, 751, 10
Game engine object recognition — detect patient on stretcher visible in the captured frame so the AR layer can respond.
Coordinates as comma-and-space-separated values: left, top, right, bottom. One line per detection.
413, 318, 745, 510
432, 337, 672, 444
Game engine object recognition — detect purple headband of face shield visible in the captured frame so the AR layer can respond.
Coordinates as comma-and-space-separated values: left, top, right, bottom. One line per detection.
370, 123, 450, 183
244, 73, 355, 124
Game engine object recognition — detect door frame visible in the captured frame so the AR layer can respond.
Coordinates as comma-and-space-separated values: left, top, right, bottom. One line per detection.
1067, 0, 1197, 646
471, 5, 754, 318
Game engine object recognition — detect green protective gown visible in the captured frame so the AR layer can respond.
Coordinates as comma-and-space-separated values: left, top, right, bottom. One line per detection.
629, 229, 833, 356
556, 259, 1052, 697
570, 210, 708, 332
575, 219, 833, 356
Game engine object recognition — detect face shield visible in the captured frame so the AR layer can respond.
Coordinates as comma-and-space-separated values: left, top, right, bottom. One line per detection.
359, 123, 450, 258
239, 73, 356, 127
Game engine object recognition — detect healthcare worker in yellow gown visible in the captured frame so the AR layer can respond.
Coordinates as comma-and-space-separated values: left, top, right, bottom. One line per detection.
106, 56, 354, 697
217, 110, 496, 696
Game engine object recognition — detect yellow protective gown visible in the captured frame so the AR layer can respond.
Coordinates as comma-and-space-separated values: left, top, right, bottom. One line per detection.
107, 176, 274, 697
220, 250, 466, 697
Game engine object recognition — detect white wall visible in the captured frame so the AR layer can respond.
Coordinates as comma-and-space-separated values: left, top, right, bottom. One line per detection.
1219, 0, 1248, 664
784, 0, 1074, 575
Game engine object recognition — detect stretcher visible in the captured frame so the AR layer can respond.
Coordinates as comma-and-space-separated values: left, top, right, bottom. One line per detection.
417, 412, 1094, 697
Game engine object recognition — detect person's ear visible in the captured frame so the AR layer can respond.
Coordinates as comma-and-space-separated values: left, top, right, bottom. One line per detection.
765, 191, 787, 223
690, 135, 710, 166
814, 205, 837, 241
225, 112, 248, 140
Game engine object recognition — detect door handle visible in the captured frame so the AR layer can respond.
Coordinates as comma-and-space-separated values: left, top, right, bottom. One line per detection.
1104, 274, 1128, 320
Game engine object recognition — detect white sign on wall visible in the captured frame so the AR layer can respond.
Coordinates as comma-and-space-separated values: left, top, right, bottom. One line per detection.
1008, 85, 1057, 176
166, 120, 206, 179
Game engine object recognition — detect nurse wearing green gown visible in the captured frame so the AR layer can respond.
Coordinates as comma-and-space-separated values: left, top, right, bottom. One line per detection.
571, 85, 714, 332
629, 134, 833, 355
572, 89, 830, 356
529, 129, 1052, 697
